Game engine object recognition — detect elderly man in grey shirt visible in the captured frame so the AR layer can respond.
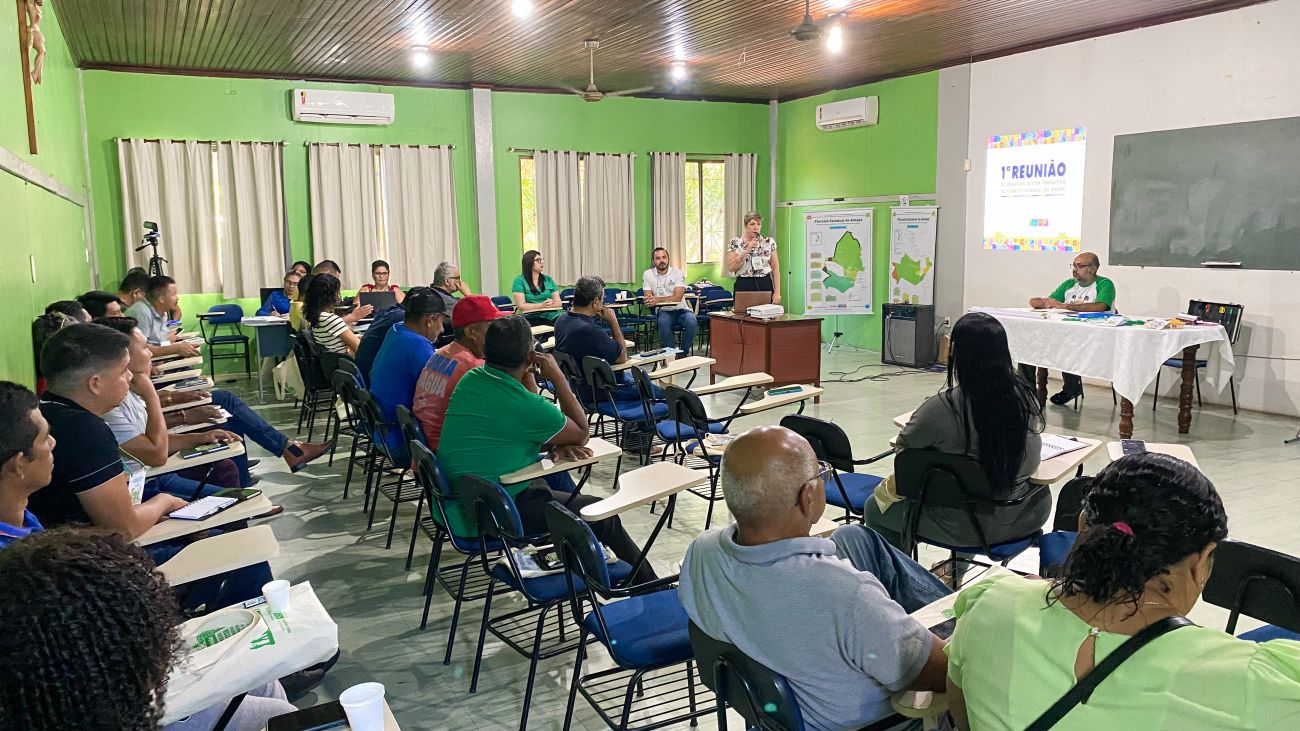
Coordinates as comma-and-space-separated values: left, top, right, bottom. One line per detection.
678, 425, 952, 731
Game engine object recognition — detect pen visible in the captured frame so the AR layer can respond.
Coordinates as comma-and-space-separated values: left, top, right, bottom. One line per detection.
186, 466, 215, 502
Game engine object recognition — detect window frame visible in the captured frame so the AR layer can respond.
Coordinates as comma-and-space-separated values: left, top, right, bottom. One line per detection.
684, 158, 726, 264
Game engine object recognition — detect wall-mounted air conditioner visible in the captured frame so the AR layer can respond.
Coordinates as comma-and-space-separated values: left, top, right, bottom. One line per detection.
815, 96, 878, 131
292, 89, 395, 126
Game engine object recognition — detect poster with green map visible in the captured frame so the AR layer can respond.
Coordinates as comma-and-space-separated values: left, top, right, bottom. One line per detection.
805, 209, 873, 316
889, 206, 937, 305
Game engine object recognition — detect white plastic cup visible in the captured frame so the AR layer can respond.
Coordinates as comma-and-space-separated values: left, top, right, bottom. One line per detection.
261, 579, 291, 615
339, 682, 386, 731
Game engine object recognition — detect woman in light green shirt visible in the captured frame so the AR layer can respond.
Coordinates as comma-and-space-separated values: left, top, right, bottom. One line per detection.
947, 453, 1300, 730
511, 249, 562, 323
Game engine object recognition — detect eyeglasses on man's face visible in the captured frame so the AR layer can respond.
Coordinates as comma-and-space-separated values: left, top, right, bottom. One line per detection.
794, 460, 833, 506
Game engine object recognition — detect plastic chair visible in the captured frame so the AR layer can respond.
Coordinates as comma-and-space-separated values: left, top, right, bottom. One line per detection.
462, 476, 632, 731
290, 333, 336, 441
545, 502, 711, 731
1154, 300, 1243, 414
199, 304, 251, 378
354, 389, 420, 549
1203, 539, 1300, 642
409, 442, 513, 662
582, 356, 665, 468
780, 414, 892, 524
892, 449, 1047, 572
689, 621, 804, 731
491, 295, 515, 312
664, 385, 729, 529
397, 405, 432, 570
328, 370, 370, 498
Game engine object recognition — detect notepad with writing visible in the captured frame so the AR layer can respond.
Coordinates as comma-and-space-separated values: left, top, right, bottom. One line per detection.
1041, 434, 1088, 461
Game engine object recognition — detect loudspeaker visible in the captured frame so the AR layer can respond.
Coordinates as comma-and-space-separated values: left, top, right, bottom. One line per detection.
882, 303, 936, 367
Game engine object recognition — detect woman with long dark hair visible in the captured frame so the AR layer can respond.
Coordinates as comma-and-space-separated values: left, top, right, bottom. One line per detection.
946, 454, 1300, 729
0, 528, 296, 731
303, 273, 359, 356
510, 249, 562, 323
866, 311, 1047, 548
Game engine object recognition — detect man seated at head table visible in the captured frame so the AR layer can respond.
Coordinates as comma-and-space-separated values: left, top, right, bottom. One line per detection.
78, 290, 126, 318
412, 295, 505, 451
946, 453, 1300, 731
368, 289, 446, 466
1024, 250, 1116, 405
27, 325, 273, 610
436, 315, 656, 582
257, 270, 301, 317
678, 425, 953, 731
123, 275, 200, 359
554, 274, 664, 404
643, 246, 697, 356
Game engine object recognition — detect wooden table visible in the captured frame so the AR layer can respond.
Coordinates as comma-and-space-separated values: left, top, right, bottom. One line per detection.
147, 440, 246, 477
691, 372, 773, 396
708, 312, 822, 400
1105, 441, 1200, 468
161, 396, 213, 414
158, 524, 279, 585
134, 493, 272, 546
612, 350, 675, 372
737, 385, 824, 416
580, 461, 709, 580
156, 355, 203, 372
499, 437, 622, 485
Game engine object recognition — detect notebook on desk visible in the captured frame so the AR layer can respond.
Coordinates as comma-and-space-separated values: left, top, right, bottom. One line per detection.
1041, 434, 1089, 461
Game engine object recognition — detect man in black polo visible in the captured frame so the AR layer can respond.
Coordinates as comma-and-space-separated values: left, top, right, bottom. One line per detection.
554, 275, 633, 402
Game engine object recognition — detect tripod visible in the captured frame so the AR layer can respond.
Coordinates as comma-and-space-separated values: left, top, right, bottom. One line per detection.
135, 235, 167, 277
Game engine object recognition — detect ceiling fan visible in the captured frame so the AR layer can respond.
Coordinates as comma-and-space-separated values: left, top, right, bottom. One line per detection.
563, 39, 653, 102
789, 0, 845, 42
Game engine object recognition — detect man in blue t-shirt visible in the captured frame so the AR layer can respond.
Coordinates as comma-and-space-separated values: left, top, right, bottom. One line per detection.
369, 289, 447, 465
0, 382, 55, 549
354, 303, 406, 384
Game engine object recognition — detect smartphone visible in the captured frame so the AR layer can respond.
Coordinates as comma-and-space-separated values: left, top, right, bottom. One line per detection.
181, 442, 232, 459
211, 487, 262, 502
767, 386, 802, 396
929, 617, 957, 640
1120, 439, 1147, 456
533, 547, 562, 572
267, 701, 347, 731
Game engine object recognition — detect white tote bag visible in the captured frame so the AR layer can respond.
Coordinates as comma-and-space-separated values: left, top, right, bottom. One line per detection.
161, 582, 340, 724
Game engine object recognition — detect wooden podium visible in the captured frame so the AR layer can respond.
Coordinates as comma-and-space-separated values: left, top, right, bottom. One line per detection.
708, 313, 822, 399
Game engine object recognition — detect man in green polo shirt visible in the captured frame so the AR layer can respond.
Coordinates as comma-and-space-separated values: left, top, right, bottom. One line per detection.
436, 315, 655, 581
1026, 251, 1117, 404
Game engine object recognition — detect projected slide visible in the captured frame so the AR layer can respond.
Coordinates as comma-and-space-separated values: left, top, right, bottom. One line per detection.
982, 127, 1086, 252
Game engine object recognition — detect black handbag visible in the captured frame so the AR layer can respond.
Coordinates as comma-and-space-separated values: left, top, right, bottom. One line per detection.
1024, 615, 1195, 730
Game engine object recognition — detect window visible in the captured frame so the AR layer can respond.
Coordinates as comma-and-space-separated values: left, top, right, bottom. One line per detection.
519, 155, 585, 252
685, 160, 725, 263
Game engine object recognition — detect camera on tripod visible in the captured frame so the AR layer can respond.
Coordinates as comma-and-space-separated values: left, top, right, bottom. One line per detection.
135, 221, 167, 277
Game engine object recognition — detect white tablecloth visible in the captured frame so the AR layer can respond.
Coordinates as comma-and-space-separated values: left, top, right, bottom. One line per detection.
971, 308, 1235, 406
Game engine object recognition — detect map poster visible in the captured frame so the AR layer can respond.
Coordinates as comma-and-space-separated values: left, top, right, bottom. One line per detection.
805, 208, 873, 316
982, 127, 1087, 252
889, 206, 937, 305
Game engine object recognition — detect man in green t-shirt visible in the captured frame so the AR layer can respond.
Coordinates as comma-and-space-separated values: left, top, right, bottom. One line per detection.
436, 315, 655, 581
1025, 252, 1117, 404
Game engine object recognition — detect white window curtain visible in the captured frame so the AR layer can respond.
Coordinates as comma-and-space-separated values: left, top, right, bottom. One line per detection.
584, 153, 637, 283
307, 143, 383, 285
651, 152, 687, 269
535, 150, 585, 284
117, 138, 221, 293
215, 142, 288, 298
724, 152, 758, 239
381, 145, 459, 287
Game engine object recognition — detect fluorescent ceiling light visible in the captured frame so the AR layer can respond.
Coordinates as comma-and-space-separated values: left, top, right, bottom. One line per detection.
826, 23, 843, 53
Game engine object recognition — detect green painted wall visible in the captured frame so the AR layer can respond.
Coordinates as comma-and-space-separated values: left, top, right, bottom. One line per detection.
490, 92, 769, 294
81, 72, 479, 297
0, 4, 92, 385
776, 73, 939, 349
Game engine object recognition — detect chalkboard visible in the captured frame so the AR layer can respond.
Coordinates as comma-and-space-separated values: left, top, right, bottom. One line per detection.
1109, 116, 1300, 269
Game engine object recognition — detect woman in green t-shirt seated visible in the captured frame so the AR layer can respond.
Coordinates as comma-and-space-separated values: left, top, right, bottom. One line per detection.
511, 249, 562, 323
947, 453, 1300, 730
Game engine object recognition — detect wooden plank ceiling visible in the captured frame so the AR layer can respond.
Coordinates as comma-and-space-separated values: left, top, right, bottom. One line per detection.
51, 0, 1264, 101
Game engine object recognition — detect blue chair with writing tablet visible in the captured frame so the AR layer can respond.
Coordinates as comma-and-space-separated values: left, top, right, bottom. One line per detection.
781, 415, 891, 525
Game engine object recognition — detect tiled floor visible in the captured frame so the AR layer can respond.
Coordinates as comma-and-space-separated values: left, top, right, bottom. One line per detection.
226, 350, 1300, 730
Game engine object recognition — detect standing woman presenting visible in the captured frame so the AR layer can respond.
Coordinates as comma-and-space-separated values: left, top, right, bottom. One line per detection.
726, 211, 781, 313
